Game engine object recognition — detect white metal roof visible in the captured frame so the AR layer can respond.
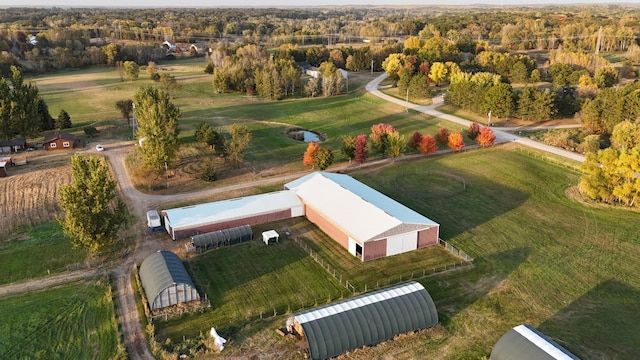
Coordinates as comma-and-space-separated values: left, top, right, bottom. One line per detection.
513, 325, 578, 360
163, 190, 302, 231
0, 161, 6, 168
287, 172, 438, 242
295, 281, 425, 324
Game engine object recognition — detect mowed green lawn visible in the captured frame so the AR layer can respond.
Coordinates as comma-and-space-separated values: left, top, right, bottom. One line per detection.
0, 280, 123, 359
155, 227, 347, 344
0, 222, 86, 285
348, 144, 640, 359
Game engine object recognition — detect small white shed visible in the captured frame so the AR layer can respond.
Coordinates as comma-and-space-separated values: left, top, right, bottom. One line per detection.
262, 230, 279, 245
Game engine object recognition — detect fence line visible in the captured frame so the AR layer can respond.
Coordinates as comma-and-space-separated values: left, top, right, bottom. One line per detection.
291, 236, 473, 296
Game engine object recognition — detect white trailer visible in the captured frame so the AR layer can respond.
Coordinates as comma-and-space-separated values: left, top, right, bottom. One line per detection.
147, 210, 162, 231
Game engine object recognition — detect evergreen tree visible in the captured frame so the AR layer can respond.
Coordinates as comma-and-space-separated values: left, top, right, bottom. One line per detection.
56, 109, 72, 129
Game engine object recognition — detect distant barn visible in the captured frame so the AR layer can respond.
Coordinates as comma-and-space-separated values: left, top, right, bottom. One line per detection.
139, 251, 201, 313
491, 324, 580, 360
286, 281, 438, 360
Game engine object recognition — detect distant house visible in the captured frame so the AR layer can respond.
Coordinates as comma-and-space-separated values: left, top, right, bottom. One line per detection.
0, 138, 26, 153
43, 132, 75, 151
0, 157, 9, 177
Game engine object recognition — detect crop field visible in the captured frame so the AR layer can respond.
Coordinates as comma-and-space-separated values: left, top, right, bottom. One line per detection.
0, 222, 86, 285
0, 280, 123, 359
0, 156, 71, 237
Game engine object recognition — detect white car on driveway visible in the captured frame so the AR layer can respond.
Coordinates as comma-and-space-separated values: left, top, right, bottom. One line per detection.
96, 144, 105, 152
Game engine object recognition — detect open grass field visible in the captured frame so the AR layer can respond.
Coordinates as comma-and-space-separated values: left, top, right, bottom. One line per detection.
152, 144, 640, 359
0, 279, 123, 359
0, 222, 86, 285
155, 217, 461, 347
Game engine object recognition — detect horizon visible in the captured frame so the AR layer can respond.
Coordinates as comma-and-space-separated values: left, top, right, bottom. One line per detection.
1, 0, 638, 9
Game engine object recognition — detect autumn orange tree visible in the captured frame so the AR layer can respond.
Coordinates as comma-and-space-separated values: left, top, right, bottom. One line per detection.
303, 142, 320, 167
447, 131, 465, 150
476, 126, 496, 147
418, 134, 437, 154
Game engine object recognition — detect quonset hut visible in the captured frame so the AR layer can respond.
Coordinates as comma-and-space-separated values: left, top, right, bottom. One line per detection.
286, 281, 438, 360
139, 251, 201, 313
490, 324, 580, 360
190, 225, 253, 251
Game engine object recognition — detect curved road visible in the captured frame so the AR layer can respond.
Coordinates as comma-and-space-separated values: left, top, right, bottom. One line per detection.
366, 74, 586, 163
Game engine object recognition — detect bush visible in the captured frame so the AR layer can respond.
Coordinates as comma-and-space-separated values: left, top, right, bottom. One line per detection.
83, 126, 98, 137
201, 162, 216, 182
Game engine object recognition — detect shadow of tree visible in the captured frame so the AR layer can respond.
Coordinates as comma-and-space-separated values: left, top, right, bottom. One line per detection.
538, 279, 640, 360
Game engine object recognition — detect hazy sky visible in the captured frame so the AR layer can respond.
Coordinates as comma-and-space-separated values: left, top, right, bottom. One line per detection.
1, 0, 637, 8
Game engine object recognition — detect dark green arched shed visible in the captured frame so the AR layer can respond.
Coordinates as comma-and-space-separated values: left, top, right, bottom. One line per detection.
139, 251, 201, 312
286, 281, 438, 360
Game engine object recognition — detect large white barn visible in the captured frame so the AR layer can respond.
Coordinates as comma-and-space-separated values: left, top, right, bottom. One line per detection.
285, 172, 439, 261
161, 172, 440, 261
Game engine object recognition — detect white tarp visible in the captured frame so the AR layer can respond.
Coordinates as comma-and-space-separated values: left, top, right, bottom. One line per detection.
210, 327, 227, 351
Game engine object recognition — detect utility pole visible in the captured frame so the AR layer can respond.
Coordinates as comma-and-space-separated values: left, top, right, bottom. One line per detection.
405, 88, 409, 112
165, 161, 169, 188
488, 110, 492, 126
371, 60, 374, 74
131, 102, 136, 140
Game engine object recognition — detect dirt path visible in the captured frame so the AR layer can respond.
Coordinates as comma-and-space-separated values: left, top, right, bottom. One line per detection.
0, 268, 106, 297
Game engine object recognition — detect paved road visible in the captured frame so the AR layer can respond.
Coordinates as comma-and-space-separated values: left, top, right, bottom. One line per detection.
366, 74, 586, 163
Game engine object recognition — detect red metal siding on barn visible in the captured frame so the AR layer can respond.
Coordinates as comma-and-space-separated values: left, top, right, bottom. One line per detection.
417, 227, 439, 248
363, 238, 387, 261
304, 205, 349, 249
172, 209, 292, 240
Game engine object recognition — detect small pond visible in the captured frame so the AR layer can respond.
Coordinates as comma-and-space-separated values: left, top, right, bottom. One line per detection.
286, 127, 324, 143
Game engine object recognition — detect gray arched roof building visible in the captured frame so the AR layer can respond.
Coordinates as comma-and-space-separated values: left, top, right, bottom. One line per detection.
287, 281, 438, 360
139, 251, 201, 312
491, 324, 580, 360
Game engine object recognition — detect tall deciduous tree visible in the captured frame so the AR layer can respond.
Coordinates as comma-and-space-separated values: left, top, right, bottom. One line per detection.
580, 148, 640, 207
429, 62, 448, 86
227, 124, 251, 166
354, 134, 368, 164
58, 155, 127, 254
133, 86, 181, 170
448, 131, 465, 150
122, 61, 139, 81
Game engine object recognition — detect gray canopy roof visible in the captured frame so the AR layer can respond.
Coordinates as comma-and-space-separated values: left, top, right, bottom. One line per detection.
490, 324, 580, 360
139, 251, 200, 311
291, 281, 438, 360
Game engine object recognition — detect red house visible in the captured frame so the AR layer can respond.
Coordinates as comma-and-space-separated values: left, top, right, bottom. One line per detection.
43, 132, 75, 150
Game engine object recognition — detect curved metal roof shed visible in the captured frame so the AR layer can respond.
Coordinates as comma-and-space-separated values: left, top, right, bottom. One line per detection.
490, 324, 580, 360
287, 281, 438, 360
139, 251, 201, 312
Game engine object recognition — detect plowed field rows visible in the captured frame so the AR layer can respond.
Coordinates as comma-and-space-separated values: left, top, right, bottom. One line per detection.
0, 164, 71, 236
